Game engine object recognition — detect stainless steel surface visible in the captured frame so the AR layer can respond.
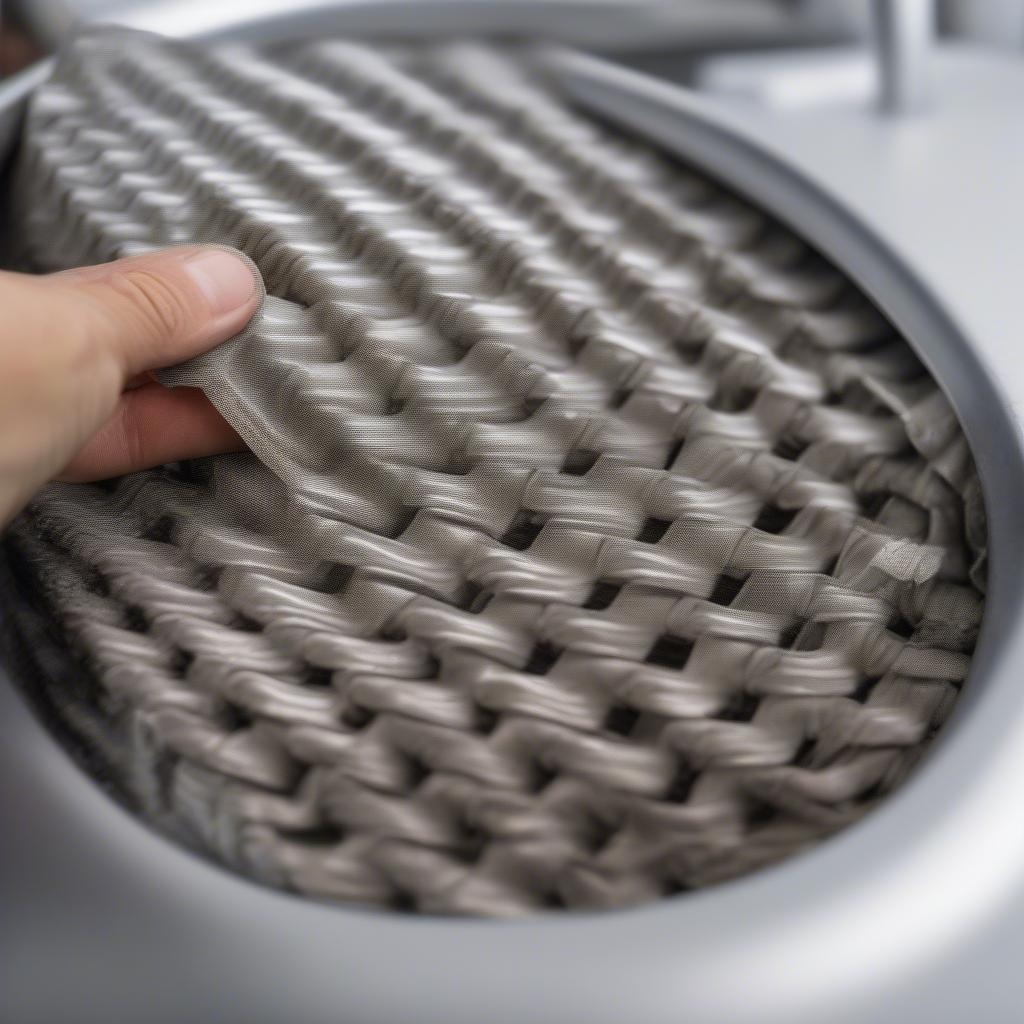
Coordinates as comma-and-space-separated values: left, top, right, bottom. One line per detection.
5, 0, 836, 52
873, 0, 935, 112
942, 0, 1024, 47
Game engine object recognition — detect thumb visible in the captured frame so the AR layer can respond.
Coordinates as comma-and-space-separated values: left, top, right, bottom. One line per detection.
0, 246, 261, 524
54, 245, 262, 377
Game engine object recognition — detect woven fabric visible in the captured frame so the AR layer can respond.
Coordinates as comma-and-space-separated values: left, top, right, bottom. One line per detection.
7, 29, 986, 915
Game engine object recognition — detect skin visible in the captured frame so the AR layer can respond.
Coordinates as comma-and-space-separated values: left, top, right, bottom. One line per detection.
0, 246, 262, 527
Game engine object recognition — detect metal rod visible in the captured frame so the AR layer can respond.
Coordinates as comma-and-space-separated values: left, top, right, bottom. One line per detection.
874, 0, 935, 114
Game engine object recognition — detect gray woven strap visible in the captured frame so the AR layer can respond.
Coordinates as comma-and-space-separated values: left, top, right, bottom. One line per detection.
8, 28, 985, 915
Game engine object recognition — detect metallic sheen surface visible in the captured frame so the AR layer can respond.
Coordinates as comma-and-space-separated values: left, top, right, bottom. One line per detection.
6, 29, 985, 917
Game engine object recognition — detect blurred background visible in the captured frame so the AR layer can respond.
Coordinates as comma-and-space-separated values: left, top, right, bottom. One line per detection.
3, 0, 1024, 81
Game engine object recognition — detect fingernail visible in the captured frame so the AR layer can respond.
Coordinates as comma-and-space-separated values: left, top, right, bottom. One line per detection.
183, 248, 259, 317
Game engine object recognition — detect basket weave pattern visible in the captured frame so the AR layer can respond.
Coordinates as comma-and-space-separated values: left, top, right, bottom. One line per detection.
8, 31, 986, 915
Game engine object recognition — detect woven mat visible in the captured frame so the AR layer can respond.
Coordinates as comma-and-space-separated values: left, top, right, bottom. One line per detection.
6, 29, 986, 915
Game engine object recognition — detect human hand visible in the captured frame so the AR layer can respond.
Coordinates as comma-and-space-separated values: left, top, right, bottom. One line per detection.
0, 246, 262, 526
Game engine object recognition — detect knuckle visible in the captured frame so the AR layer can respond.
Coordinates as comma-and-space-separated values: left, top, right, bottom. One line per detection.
106, 267, 193, 340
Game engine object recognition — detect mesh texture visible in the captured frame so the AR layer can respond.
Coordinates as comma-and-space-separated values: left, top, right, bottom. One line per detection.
6, 29, 987, 916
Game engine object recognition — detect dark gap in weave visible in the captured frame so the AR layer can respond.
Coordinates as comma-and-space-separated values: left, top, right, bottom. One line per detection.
123, 605, 149, 634
663, 435, 686, 470
565, 324, 592, 358
565, 315, 598, 360
797, 621, 825, 651
320, 563, 355, 594
192, 565, 221, 593
752, 504, 798, 535
646, 634, 694, 669
561, 448, 600, 476
81, 563, 111, 598
302, 666, 335, 690
542, 890, 567, 910
392, 890, 418, 913
279, 825, 345, 847
717, 690, 759, 722
861, 491, 891, 519
583, 579, 621, 610
637, 517, 671, 544
159, 460, 201, 485
663, 879, 692, 897
404, 754, 430, 790
708, 573, 744, 607
664, 760, 696, 803
436, 457, 472, 477
472, 704, 499, 735
852, 675, 881, 703
500, 510, 544, 550
458, 580, 484, 610
771, 435, 810, 461
891, 614, 916, 639
778, 621, 804, 650
894, 436, 925, 465
707, 386, 757, 413
221, 702, 255, 731
523, 642, 560, 675
841, 379, 896, 417
745, 800, 779, 827
521, 392, 547, 416
466, 587, 493, 614
387, 505, 420, 539
233, 614, 263, 633
341, 705, 376, 730
530, 761, 558, 794
674, 338, 706, 366
586, 818, 617, 855
603, 703, 640, 737
141, 515, 175, 543
453, 822, 486, 865
170, 649, 195, 676
794, 737, 817, 767
609, 387, 631, 410
858, 779, 887, 804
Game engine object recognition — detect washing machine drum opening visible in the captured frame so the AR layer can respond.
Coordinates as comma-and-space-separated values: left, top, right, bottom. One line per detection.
5, 28, 987, 916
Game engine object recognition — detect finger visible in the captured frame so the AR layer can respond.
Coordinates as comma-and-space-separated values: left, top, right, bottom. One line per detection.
0, 246, 260, 523
53, 245, 263, 377
59, 383, 246, 482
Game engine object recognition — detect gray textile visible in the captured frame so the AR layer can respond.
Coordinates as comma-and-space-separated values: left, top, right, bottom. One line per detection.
7, 29, 986, 915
